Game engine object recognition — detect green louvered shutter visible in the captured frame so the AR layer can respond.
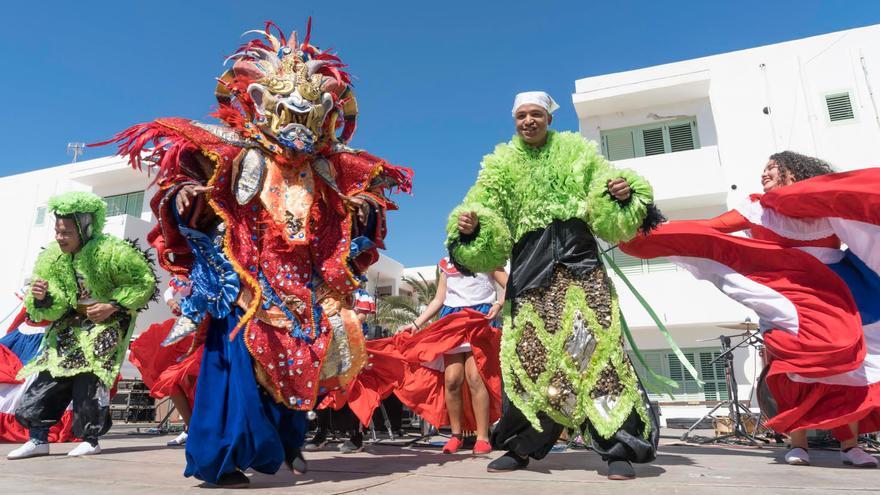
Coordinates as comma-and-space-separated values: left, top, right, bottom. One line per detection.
602, 128, 636, 161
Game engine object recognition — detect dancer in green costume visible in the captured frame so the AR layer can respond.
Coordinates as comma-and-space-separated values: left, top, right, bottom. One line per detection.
447, 91, 661, 480
8, 191, 156, 460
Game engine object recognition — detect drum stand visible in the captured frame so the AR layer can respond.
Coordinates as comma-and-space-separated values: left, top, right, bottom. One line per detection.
681, 332, 765, 445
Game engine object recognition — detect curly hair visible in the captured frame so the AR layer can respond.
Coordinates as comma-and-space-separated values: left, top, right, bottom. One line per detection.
769, 151, 835, 183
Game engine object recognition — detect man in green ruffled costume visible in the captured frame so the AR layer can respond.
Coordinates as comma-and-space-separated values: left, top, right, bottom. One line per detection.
448, 91, 660, 480
7, 191, 156, 460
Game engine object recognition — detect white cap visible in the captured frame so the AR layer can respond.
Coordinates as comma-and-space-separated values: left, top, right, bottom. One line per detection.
512, 91, 560, 116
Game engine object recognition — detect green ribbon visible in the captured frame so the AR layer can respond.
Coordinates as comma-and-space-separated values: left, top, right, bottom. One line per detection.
619, 312, 678, 399
600, 250, 704, 387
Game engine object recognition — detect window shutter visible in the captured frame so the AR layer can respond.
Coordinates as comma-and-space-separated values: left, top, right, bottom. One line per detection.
104, 195, 127, 217
34, 206, 46, 226
699, 351, 728, 401
641, 127, 665, 156
602, 129, 636, 161
668, 122, 697, 152
825, 92, 855, 122
647, 257, 677, 273
125, 191, 144, 217
611, 247, 644, 275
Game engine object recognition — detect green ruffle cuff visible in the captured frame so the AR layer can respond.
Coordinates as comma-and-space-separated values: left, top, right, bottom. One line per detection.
445, 203, 512, 273
587, 167, 653, 244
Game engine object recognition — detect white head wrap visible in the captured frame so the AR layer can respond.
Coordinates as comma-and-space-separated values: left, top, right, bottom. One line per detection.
512, 91, 560, 116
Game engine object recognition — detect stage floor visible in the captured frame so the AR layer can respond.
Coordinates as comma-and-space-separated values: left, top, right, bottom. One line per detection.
2, 428, 879, 494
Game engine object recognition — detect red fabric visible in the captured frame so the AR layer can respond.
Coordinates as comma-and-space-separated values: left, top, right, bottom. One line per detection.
394, 310, 502, 432
318, 336, 408, 427
0, 346, 23, 384
762, 168, 880, 225
128, 319, 201, 405
621, 221, 876, 434
697, 205, 840, 248
0, 411, 77, 443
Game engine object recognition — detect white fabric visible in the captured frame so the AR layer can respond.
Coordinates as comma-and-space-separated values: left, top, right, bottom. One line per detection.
0, 374, 37, 414
788, 321, 880, 386
830, 217, 880, 277
421, 343, 473, 372
785, 447, 811, 465
735, 199, 836, 241
443, 270, 496, 308
668, 256, 800, 335
512, 91, 560, 116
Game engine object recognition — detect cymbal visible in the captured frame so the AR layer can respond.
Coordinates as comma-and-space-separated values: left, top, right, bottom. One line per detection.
718, 321, 759, 331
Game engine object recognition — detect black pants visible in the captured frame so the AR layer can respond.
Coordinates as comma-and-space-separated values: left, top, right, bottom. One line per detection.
372, 394, 403, 431
15, 371, 112, 444
490, 388, 658, 464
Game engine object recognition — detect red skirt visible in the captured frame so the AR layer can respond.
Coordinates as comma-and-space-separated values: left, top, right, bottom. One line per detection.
128, 319, 202, 407
319, 334, 409, 427
395, 309, 502, 432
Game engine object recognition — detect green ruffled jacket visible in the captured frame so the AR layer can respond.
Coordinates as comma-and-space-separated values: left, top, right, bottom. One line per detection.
20, 235, 157, 385
446, 130, 655, 436
446, 130, 653, 268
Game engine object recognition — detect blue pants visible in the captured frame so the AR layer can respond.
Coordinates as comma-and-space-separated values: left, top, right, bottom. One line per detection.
184, 310, 308, 483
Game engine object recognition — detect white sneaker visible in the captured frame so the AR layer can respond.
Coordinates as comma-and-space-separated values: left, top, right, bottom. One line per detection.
784, 447, 810, 466
841, 447, 879, 468
167, 431, 188, 446
7, 440, 49, 459
67, 441, 101, 457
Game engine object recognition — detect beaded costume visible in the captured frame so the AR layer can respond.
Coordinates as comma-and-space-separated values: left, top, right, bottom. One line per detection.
105, 20, 411, 484
14, 191, 156, 447
447, 130, 659, 463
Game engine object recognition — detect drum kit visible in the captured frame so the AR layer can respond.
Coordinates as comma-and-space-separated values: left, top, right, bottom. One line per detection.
680, 318, 774, 445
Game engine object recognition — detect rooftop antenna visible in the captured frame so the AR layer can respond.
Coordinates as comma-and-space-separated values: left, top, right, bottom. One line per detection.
67, 142, 86, 163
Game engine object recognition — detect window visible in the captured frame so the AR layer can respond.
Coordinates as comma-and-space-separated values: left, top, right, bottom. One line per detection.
103, 191, 144, 217
600, 118, 700, 161
34, 206, 46, 226
605, 246, 677, 275
627, 347, 728, 403
825, 92, 855, 123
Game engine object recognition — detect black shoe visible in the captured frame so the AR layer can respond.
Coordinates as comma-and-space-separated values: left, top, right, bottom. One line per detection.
285, 448, 308, 475
486, 451, 529, 472
339, 439, 364, 453
214, 470, 250, 488
607, 460, 635, 480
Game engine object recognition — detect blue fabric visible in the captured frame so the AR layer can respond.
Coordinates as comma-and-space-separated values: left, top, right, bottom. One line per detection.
438, 303, 499, 328
827, 249, 880, 326
0, 329, 43, 364
29, 426, 49, 443
177, 223, 240, 324
184, 309, 308, 483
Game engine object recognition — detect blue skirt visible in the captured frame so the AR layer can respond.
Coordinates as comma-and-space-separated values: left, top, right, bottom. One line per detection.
184, 309, 307, 483
439, 302, 498, 327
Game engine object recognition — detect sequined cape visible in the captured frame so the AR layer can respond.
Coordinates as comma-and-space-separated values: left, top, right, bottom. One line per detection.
115, 117, 410, 410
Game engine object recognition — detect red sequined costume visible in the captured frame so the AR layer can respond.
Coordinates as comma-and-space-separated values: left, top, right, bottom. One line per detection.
102, 20, 412, 484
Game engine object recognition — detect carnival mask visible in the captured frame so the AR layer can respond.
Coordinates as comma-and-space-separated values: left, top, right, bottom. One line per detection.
215, 21, 358, 154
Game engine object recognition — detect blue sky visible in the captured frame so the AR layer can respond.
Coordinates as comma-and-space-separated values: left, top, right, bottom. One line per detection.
2, 1, 879, 266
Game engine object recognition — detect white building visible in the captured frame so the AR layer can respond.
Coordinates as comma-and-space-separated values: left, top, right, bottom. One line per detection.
573, 24, 880, 421
0, 155, 410, 378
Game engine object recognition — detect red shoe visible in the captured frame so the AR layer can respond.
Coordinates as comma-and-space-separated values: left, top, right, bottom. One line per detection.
473, 439, 492, 455
442, 435, 463, 454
